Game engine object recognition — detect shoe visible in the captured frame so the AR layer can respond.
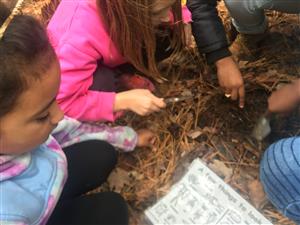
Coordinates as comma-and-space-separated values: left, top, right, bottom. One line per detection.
117, 73, 156, 92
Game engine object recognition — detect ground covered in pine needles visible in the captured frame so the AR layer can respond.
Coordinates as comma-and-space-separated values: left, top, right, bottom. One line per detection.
21, 1, 300, 224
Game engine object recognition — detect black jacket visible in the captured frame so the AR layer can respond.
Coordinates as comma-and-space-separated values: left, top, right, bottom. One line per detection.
187, 0, 231, 64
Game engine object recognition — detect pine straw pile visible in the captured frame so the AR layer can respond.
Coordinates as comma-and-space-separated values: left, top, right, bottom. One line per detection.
115, 7, 300, 225
20, 1, 300, 224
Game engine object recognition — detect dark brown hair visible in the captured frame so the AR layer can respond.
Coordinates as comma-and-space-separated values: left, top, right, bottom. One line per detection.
97, 0, 185, 81
0, 2, 56, 117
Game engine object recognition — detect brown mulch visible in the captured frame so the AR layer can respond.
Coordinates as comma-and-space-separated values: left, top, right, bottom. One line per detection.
116, 7, 300, 225
18, 1, 300, 224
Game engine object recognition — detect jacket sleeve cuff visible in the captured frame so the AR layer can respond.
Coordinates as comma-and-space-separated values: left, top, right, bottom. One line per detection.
206, 47, 231, 64
95, 92, 117, 122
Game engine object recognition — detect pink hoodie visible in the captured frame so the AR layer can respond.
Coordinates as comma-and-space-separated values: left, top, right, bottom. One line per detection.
48, 0, 191, 122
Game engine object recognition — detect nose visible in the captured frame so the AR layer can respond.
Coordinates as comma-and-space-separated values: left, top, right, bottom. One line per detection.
50, 102, 64, 125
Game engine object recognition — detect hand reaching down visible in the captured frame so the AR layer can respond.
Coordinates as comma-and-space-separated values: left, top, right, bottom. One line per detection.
216, 56, 245, 108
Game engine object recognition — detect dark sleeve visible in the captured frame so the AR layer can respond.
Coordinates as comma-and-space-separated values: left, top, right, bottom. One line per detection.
187, 0, 231, 64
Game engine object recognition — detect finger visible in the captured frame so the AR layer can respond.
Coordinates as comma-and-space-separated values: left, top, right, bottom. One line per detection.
238, 86, 245, 108
153, 97, 166, 108
231, 89, 238, 101
150, 136, 156, 145
146, 132, 155, 141
150, 104, 161, 113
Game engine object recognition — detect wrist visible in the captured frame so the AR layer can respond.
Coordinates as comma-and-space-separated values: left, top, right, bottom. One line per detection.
114, 92, 129, 112
206, 47, 231, 64
215, 56, 235, 68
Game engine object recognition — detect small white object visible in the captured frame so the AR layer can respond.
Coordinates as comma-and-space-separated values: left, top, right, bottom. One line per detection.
252, 117, 271, 141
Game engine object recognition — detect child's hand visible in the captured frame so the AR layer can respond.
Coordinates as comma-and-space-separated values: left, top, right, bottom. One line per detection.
268, 79, 300, 113
216, 56, 245, 108
184, 23, 193, 48
115, 89, 166, 116
137, 129, 156, 147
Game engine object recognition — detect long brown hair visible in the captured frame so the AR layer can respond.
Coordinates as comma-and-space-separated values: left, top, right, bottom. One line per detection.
97, 0, 185, 81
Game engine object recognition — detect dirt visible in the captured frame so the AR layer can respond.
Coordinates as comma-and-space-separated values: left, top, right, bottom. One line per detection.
16, 1, 300, 224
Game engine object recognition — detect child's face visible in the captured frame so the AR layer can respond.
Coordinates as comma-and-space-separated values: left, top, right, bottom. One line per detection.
0, 60, 64, 155
151, 0, 176, 26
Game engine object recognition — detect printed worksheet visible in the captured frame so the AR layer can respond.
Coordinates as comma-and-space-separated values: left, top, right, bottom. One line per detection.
145, 159, 272, 225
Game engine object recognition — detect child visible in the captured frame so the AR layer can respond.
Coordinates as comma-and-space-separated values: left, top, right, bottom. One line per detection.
187, 0, 245, 108
260, 79, 300, 223
0, 2, 146, 224
188, 0, 300, 109
47, 0, 192, 122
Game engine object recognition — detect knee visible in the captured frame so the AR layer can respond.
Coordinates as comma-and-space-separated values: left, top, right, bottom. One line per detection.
97, 192, 129, 225
88, 140, 118, 166
260, 137, 300, 223
105, 192, 128, 211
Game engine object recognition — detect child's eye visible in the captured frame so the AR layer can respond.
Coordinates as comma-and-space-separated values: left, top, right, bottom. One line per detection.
36, 113, 50, 122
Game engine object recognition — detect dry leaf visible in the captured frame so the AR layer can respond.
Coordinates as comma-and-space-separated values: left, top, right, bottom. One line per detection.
107, 168, 131, 193
182, 89, 193, 96
202, 127, 218, 134
247, 179, 268, 209
231, 138, 239, 143
187, 129, 203, 139
208, 160, 233, 181
129, 171, 144, 181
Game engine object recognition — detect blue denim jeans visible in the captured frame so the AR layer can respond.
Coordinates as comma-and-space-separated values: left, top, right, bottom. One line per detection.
260, 137, 300, 224
224, 0, 300, 34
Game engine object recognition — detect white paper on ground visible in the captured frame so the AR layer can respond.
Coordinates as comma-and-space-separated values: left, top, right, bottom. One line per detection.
145, 158, 272, 225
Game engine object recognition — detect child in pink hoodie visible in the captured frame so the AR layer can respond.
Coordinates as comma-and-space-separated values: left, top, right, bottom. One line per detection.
48, 0, 191, 122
